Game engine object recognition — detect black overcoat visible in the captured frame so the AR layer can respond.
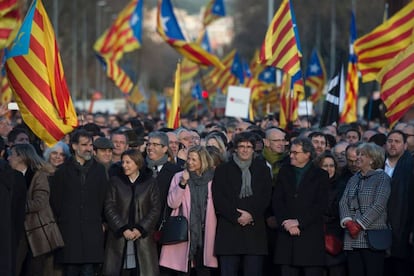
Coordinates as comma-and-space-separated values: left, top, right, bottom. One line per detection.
0, 163, 26, 276
50, 157, 108, 263
103, 168, 160, 276
387, 151, 414, 259
212, 157, 272, 255
273, 163, 329, 266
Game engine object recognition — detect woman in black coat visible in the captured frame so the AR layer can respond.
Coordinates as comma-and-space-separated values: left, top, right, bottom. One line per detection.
273, 137, 329, 276
103, 149, 161, 276
315, 152, 346, 276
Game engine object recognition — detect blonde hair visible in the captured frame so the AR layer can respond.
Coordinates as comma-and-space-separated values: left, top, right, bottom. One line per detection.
187, 145, 214, 174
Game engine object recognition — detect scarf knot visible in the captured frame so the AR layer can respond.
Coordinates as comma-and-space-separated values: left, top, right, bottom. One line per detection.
233, 153, 253, 198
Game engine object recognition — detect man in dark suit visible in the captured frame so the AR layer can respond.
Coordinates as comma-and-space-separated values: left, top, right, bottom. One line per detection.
384, 130, 414, 276
273, 137, 329, 276
145, 131, 182, 275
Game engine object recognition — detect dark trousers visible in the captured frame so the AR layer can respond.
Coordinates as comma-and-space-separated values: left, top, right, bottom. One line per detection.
220, 255, 263, 276
16, 236, 49, 276
384, 257, 414, 276
280, 265, 324, 276
177, 248, 210, 276
347, 248, 385, 276
64, 264, 95, 276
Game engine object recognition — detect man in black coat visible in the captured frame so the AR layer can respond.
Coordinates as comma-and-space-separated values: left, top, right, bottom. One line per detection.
0, 159, 26, 276
273, 137, 329, 276
213, 132, 273, 275
145, 131, 182, 228
384, 130, 414, 276
50, 129, 108, 276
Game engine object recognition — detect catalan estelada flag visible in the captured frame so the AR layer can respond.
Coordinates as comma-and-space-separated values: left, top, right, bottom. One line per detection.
305, 48, 326, 103
354, 1, 414, 82
377, 42, 414, 127
168, 61, 181, 129
0, 0, 21, 49
5, 0, 78, 146
94, 0, 142, 93
157, 0, 224, 69
258, 0, 302, 77
340, 11, 359, 123
94, 0, 142, 61
202, 0, 226, 27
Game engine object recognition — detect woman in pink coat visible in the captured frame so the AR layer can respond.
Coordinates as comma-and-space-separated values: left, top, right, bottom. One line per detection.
160, 145, 218, 275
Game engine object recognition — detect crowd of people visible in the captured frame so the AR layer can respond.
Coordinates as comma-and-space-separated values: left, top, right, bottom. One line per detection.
1, 105, 414, 276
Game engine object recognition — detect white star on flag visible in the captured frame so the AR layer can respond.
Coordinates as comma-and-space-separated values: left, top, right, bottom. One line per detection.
161, 16, 170, 32
130, 13, 139, 26
310, 63, 320, 73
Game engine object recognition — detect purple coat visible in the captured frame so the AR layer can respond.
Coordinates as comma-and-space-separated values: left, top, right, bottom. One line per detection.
159, 171, 218, 273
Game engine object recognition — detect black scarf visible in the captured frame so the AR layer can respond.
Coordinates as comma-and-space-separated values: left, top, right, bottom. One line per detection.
188, 169, 214, 260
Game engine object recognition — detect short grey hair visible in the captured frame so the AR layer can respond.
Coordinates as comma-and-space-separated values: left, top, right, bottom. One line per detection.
357, 142, 385, 170
148, 131, 169, 147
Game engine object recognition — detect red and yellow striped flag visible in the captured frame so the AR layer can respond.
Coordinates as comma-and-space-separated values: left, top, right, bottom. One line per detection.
202, 0, 226, 27
0, 0, 21, 49
168, 62, 181, 129
105, 59, 134, 93
0, 74, 12, 104
94, 0, 142, 94
354, 1, 414, 82
258, 0, 301, 77
181, 58, 200, 82
94, 0, 141, 61
5, 0, 77, 146
377, 42, 414, 127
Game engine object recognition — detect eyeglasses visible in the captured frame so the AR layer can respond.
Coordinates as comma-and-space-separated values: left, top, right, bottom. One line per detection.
269, 139, 286, 143
237, 145, 254, 150
347, 159, 358, 164
322, 164, 335, 168
147, 142, 164, 148
289, 151, 304, 155
405, 133, 414, 137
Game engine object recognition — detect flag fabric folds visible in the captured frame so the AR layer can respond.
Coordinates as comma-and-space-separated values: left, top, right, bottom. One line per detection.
354, 1, 414, 82
168, 62, 181, 129
5, 0, 77, 146
0, 0, 21, 49
94, 0, 142, 61
0, 73, 12, 104
231, 51, 244, 84
341, 11, 359, 123
258, 0, 302, 78
320, 66, 344, 128
305, 49, 326, 103
94, 0, 142, 93
156, 0, 224, 69
128, 83, 145, 104
377, 42, 414, 127
202, 0, 226, 27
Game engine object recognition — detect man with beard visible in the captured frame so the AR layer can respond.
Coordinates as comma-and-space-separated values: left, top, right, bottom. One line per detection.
50, 129, 108, 276
384, 130, 414, 276
308, 131, 327, 157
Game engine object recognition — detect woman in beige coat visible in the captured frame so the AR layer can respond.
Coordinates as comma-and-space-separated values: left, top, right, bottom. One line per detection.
8, 144, 64, 275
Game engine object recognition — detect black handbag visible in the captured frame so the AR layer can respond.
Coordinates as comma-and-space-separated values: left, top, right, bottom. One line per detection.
366, 228, 392, 250
159, 205, 188, 245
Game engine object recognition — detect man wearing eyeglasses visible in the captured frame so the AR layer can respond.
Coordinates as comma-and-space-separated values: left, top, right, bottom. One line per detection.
145, 131, 181, 265
262, 127, 290, 274
213, 132, 272, 275
273, 137, 329, 276
384, 130, 414, 276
